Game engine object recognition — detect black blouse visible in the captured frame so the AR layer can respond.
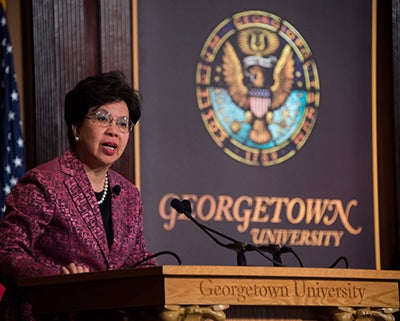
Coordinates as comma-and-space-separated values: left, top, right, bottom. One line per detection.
95, 188, 113, 248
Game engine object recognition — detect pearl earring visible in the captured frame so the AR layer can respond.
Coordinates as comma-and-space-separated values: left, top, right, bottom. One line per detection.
75, 136, 79, 141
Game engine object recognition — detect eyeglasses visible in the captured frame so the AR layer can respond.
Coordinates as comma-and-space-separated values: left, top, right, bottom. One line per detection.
87, 110, 134, 134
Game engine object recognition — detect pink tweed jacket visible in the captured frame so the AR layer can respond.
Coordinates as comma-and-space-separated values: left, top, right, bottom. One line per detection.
0, 148, 155, 320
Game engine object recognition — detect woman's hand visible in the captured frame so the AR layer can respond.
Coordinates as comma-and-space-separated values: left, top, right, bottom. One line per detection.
60, 262, 89, 275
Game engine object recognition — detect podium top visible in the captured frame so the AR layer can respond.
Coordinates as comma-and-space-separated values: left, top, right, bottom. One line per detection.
19, 265, 400, 287
18, 266, 400, 314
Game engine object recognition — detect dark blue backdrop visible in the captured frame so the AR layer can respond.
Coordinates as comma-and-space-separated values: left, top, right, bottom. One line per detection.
137, 0, 376, 269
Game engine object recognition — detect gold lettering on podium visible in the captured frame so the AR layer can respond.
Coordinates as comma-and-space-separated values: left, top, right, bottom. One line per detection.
199, 279, 289, 303
294, 281, 366, 304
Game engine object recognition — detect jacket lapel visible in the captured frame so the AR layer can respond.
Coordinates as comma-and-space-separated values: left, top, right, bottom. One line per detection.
60, 149, 110, 265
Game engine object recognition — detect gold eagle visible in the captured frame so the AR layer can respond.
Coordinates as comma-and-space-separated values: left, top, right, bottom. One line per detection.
221, 41, 295, 144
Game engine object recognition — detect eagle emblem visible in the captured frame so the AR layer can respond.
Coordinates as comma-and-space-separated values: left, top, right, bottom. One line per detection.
222, 29, 295, 144
196, 11, 319, 166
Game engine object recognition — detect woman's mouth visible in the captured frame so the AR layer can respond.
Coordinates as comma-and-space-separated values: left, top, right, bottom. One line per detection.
101, 142, 118, 155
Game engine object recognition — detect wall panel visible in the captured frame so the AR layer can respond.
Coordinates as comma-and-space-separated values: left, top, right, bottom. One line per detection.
27, 0, 135, 182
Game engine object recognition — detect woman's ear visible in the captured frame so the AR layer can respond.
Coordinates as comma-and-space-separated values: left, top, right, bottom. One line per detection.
72, 124, 80, 140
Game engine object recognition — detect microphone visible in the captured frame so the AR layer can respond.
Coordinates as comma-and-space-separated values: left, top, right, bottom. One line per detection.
171, 198, 296, 266
171, 198, 248, 265
112, 185, 121, 196
181, 199, 191, 213
171, 198, 281, 266
171, 198, 186, 213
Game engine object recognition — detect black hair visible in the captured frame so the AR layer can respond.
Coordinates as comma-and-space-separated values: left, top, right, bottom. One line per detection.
64, 71, 141, 147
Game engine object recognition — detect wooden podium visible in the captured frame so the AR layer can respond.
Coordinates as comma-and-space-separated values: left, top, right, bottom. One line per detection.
18, 265, 400, 321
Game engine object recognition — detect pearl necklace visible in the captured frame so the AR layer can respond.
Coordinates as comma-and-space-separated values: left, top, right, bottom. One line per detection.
98, 174, 109, 205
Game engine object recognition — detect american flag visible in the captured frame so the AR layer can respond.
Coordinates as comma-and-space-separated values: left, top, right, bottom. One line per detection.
0, 4, 25, 220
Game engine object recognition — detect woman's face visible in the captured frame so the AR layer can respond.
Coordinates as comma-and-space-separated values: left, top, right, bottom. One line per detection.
72, 101, 131, 171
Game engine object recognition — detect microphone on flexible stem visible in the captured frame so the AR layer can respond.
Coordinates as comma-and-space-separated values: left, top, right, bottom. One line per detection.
176, 199, 292, 267
172, 198, 252, 266
112, 185, 121, 196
